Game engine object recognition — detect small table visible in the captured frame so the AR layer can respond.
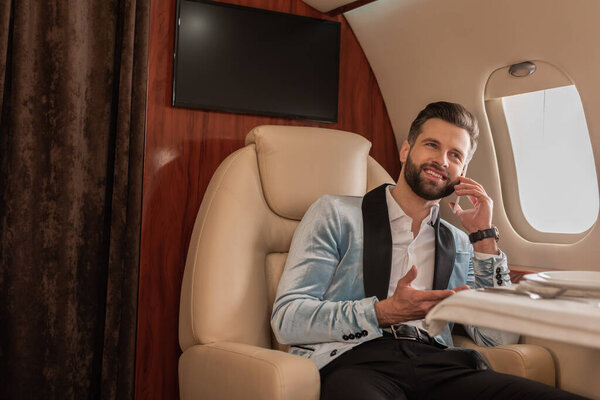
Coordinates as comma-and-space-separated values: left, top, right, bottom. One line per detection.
425, 289, 600, 349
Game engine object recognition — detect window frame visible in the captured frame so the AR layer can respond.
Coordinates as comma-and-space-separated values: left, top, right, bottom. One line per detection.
484, 61, 598, 244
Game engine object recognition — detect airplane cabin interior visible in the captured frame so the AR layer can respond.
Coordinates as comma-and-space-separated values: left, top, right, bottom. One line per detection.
1, 0, 600, 399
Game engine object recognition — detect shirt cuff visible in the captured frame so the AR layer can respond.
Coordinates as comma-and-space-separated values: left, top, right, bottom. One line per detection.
474, 251, 501, 260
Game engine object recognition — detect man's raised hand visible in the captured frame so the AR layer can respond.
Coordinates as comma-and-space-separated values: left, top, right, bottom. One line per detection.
449, 176, 493, 234
374, 265, 469, 327
449, 176, 499, 254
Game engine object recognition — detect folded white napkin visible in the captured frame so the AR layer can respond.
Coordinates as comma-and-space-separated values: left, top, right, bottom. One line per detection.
425, 289, 600, 349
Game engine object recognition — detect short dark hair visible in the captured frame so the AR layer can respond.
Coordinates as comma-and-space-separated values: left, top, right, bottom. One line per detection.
408, 102, 479, 161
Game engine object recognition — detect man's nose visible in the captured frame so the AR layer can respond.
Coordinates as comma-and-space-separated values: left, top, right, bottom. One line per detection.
432, 152, 449, 169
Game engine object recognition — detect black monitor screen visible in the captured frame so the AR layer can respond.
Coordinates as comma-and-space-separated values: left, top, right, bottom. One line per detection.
173, 0, 341, 123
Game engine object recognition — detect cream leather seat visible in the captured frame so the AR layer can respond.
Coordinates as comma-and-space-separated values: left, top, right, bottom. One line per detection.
178, 125, 555, 400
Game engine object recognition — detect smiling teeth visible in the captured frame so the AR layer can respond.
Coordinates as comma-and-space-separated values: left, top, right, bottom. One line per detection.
426, 170, 444, 179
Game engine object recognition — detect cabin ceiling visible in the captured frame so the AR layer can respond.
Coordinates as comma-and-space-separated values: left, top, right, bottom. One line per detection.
345, 0, 600, 149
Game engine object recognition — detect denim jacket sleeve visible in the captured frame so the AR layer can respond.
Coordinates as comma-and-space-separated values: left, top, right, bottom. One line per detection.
463, 250, 520, 346
270, 196, 381, 346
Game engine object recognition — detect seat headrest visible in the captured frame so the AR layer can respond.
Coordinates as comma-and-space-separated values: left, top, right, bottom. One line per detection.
246, 125, 372, 220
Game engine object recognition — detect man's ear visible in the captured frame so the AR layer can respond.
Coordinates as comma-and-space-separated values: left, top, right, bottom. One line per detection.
399, 140, 411, 163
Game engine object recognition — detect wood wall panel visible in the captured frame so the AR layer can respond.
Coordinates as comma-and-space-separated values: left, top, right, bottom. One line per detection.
509, 265, 551, 283
135, 0, 400, 398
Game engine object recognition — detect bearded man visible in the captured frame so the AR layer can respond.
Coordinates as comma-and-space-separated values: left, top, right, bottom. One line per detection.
271, 102, 587, 400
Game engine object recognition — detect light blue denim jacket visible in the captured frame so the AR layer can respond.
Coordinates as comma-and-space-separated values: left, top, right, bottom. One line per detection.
271, 191, 518, 369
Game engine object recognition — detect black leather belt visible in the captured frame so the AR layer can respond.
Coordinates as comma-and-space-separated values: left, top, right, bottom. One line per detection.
382, 324, 438, 346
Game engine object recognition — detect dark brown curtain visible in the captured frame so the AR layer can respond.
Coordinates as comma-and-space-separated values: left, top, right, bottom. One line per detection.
0, 0, 148, 398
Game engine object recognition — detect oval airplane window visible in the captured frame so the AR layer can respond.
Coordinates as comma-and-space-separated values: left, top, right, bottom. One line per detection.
485, 61, 599, 242
502, 85, 598, 233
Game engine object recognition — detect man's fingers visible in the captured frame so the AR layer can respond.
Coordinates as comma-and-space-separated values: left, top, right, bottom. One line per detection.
397, 265, 418, 286
457, 176, 485, 191
420, 300, 445, 313
467, 195, 479, 207
454, 186, 485, 199
452, 285, 470, 292
455, 185, 492, 205
448, 202, 463, 215
414, 288, 455, 301
455, 187, 493, 210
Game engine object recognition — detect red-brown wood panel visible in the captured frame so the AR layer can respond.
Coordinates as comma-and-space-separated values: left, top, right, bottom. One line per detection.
135, 1, 400, 398
509, 266, 551, 283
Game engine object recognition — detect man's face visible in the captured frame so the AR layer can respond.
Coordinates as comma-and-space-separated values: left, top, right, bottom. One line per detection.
400, 118, 471, 201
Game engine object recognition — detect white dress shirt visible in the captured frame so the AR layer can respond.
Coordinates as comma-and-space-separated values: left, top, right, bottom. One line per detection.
385, 185, 500, 332
385, 185, 438, 331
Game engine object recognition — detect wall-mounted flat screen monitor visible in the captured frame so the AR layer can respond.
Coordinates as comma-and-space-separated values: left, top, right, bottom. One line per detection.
172, 0, 341, 123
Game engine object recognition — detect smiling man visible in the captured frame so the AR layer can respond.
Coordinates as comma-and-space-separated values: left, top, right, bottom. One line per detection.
271, 102, 587, 400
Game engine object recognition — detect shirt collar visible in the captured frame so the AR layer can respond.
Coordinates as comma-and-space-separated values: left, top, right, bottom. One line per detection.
385, 185, 439, 225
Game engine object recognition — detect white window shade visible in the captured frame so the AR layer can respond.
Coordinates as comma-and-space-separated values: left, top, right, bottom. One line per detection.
502, 85, 598, 233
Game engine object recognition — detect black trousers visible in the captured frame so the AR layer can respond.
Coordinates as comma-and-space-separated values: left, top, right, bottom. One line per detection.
319, 336, 589, 400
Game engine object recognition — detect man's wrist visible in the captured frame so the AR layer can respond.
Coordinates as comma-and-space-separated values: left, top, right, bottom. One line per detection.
473, 250, 501, 260
472, 237, 499, 255
374, 300, 390, 327
469, 226, 499, 245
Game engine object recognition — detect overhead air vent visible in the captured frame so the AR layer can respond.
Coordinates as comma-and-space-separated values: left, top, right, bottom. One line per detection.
509, 61, 537, 78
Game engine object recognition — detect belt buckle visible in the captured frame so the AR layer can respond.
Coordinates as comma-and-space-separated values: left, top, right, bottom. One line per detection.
390, 324, 423, 342
390, 324, 417, 341
390, 324, 401, 339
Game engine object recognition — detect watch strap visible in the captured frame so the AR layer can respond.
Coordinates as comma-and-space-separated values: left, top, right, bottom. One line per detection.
469, 226, 499, 243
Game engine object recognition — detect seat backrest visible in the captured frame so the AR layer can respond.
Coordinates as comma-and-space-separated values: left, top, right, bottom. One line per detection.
179, 125, 394, 352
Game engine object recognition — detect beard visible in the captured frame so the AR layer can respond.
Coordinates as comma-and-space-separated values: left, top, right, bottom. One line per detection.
403, 153, 458, 201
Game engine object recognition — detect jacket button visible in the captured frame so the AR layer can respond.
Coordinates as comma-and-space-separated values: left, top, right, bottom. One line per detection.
348, 334, 355, 340
330, 350, 337, 356
497, 279, 503, 285
495, 273, 501, 279
342, 335, 349, 341
362, 330, 368, 336
355, 332, 362, 339
496, 267, 501, 273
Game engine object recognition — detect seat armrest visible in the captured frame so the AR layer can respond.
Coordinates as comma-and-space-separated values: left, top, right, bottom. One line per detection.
179, 342, 320, 400
452, 334, 555, 387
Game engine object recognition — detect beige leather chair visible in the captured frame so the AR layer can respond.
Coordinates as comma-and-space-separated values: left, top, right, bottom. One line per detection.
178, 125, 556, 400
